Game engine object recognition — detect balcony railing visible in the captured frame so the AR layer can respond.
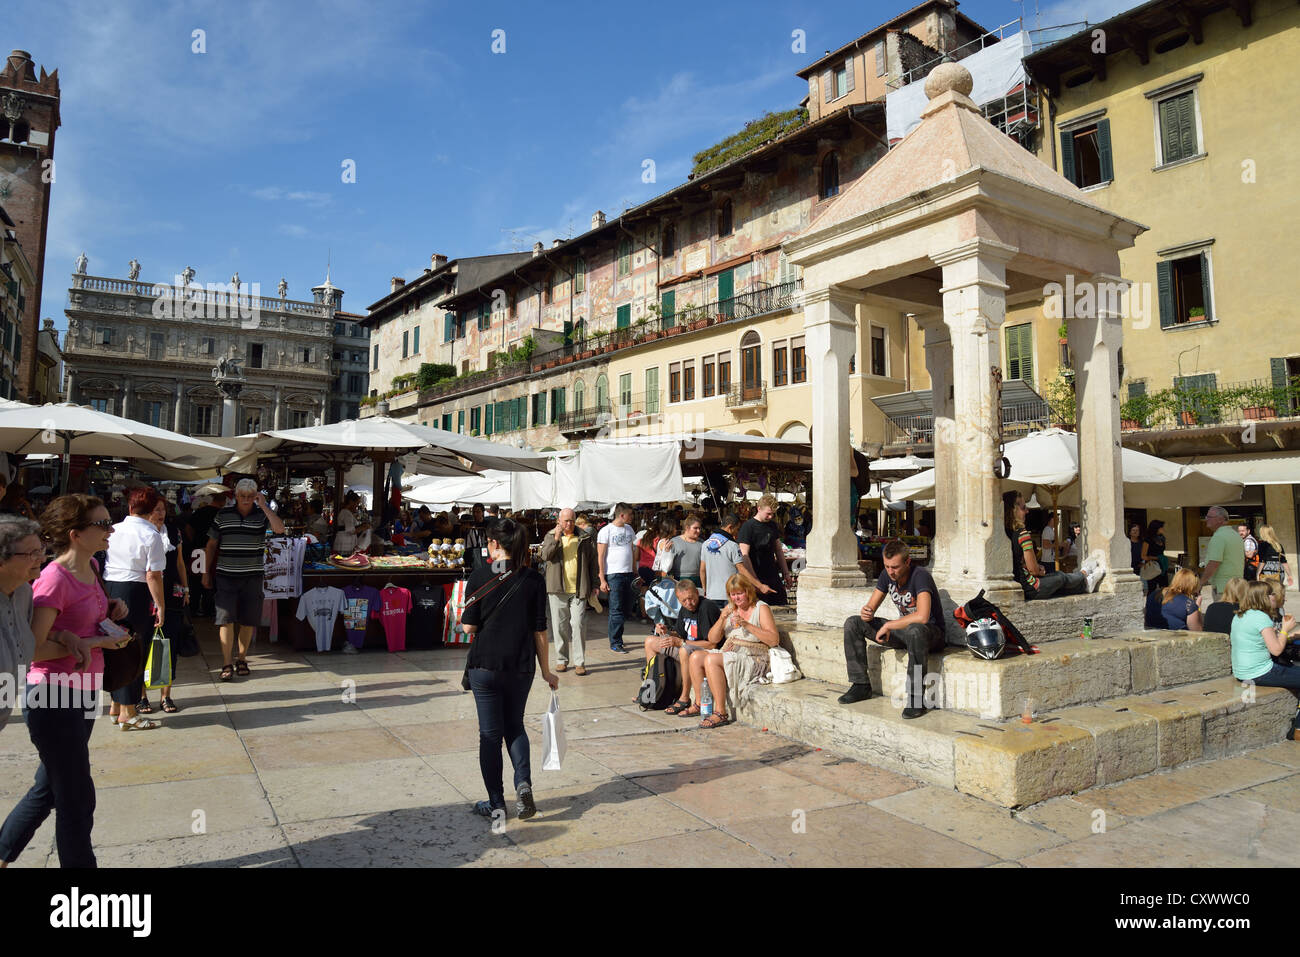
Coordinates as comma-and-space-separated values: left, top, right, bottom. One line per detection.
529, 279, 803, 370
613, 391, 663, 420
69, 275, 332, 317
557, 402, 613, 434
882, 398, 1051, 448
725, 383, 768, 409
1121, 378, 1300, 433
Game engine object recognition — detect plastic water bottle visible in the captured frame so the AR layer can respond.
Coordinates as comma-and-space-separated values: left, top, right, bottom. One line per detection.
700, 678, 713, 718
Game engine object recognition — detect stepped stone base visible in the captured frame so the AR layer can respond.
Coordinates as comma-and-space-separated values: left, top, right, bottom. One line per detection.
738, 675, 1297, 807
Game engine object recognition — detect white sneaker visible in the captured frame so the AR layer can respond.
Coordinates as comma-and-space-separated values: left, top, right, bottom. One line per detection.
342, 644, 360, 655
1084, 556, 1107, 593
1080, 555, 1100, 577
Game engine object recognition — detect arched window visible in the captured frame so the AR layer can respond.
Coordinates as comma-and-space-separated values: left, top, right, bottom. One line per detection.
820, 152, 840, 200
741, 330, 762, 400
662, 222, 676, 258
717, 199, 733, 238
595, 374, 609, 409
574, 379, 585, 411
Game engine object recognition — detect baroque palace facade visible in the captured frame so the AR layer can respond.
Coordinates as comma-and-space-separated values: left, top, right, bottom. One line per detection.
62, 261, 353, 435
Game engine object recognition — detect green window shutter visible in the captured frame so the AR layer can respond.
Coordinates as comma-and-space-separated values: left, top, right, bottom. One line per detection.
1156, 260, 1174, 328
517, 396, 526, 429
661, 290, 675, 320
616, 304, 631, 329
444, 313, 453, 342
1177, 92, 1196, 159
1096, 119, 1113, 182
457, 409, 465, 433
646, 367, 659, 413
413, 327, 420, 353
1059, 129, 1076, 184
717, 268, 733, 303
1272, 357, 1289, 397
822, 69, 833, 103
1127, 381, 1146, 400
485, 404, 494, 435
1005, 323, 1033, 382
1198, 252, 1213, 321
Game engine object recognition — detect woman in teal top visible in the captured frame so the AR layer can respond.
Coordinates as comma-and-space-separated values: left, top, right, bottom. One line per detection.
1231, 580, 1299, 689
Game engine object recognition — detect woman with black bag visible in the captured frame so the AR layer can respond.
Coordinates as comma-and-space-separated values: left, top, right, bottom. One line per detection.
461, 518, 557, 822
104, 487, 166, 728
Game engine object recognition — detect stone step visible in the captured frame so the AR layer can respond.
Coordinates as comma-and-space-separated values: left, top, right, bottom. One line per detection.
876, 630, 1232, 720
736, 674, 1298, 808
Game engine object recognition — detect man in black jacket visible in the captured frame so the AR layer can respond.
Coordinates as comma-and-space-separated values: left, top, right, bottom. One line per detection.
645, 580, 722, 714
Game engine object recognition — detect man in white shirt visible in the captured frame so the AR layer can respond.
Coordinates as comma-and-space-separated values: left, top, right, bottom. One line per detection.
597, 503, 637, 654
1040, 514, 1058, 573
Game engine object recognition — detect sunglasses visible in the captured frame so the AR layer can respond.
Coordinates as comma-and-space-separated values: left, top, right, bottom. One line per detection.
10, 548, 45, 559
81, 519, 114, 530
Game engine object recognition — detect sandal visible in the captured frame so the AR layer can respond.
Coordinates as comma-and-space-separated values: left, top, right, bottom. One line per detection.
699, 712, 730, 729
680, 704, 701, 718
235, 659, 251, 676
220, 664, 234, 681
161, 697, 179, 713
664, 699, 692, 715
136, 697, 153, 714
119, 715, 161, 731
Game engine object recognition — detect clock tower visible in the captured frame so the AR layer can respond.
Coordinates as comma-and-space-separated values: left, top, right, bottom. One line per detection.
0, 49, 60, 399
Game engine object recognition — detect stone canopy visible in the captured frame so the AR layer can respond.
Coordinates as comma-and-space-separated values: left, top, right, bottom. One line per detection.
784, 60, 1148, 628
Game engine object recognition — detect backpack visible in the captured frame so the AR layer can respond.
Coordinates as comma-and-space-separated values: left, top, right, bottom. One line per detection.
953, 590, 1038, 657
635, 652, 681, 711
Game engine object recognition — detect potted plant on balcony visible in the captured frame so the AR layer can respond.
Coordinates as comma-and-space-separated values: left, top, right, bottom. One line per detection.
590, 329, 609, 355
1120, 390, 1158, 430
1057, 321, 1069, 345
1187, 306, 1206, 322
1237, 382, 1278, 421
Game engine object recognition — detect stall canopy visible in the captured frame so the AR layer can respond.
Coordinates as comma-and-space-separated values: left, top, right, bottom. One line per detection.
405, 470, 513, 508
886, 429, 1242, 509
508, 441, 687, 509
0, 403, 236, 490
1172, 452, 1300, 486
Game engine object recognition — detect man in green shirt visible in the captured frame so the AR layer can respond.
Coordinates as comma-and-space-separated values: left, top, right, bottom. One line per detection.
1199, 505, 1245, 600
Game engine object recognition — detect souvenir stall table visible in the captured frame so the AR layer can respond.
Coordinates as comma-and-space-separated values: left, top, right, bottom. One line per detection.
280, 550, 472, 653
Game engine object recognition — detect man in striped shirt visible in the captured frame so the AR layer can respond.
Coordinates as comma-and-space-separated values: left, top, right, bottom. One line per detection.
202, 479, 285, 680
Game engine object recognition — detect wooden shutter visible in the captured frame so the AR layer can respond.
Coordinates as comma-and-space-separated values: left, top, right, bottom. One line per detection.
617, 304, 631, 329
876, 42, 886, 76
661, 290, 675, 321
1177, 92, 1196, 159
444, 313, 453, 342
413, 327, 420, 354
1005, 323, 1033, 382
844, 56, 855, 92
485, 404, 493, 435
1059, 129, 1076, 184
1096, 119, 1113, 182
1198, 252, 1213, 321
822, 69, 833, 103
1127, 381, 1146, 400
1156, 260, 1174, 328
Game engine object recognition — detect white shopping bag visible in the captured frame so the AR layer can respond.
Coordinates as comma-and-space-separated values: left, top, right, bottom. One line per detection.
541, 690, 566, 771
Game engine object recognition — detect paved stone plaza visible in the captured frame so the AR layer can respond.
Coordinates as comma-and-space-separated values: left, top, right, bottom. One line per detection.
2, 613, 1298, 868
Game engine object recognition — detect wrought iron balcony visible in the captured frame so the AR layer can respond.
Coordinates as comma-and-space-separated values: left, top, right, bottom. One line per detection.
1121, 378, 1300, 433
557, 402, 613, 434
725, 383, 768, 410
614, 391, 662, 421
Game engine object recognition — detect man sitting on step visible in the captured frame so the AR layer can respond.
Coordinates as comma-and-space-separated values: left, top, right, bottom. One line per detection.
839, 539, 947, 719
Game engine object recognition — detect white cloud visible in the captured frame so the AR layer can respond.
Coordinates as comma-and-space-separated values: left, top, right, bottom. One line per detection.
278, 224, 310, 238
250, 186, 332, 207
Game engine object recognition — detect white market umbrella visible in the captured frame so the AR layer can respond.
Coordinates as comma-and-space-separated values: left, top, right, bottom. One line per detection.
405, 470, 513, 508
0, 403, 235, 491
222, 416, 549, 475
884, 428, 1242, 509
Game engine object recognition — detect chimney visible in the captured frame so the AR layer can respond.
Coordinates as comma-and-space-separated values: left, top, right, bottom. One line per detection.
532, 241, 544, 257
390, 277, 406, 293
551, 239, 562, 248
431, 253, 448, 270
591, 210, 606, 230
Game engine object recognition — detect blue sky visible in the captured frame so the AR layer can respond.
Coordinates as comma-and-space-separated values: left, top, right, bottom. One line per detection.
18, 0, 1132, 328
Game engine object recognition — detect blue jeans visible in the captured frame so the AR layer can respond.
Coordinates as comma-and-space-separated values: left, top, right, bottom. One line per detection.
606, 572, 635, 647
0, 687, 97, 867
467, 668, 533, 807
1255, 661, 1300, 691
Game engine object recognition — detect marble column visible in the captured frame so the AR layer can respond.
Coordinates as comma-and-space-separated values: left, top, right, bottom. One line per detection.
930, 238, 1018, 596
120, 376, 133, 419
274, 386, 283, 430
173, 381, 184, 432
1070, 273, 1138, 593
64, 368, 76, 405
797, 284, 862, 623
920, 316, 953, 576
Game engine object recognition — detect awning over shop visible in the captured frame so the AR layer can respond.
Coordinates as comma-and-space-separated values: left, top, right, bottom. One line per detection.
1172, 452, 1300, 487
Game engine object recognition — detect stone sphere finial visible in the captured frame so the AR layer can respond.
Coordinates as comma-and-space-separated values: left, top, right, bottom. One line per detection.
924, 61, 974, 99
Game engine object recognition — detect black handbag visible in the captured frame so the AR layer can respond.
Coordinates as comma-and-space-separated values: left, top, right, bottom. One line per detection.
101, 635, 144, 693
459, 570, 527, 691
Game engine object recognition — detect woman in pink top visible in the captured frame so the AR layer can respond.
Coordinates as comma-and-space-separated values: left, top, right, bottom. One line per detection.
0, 495, 133, 869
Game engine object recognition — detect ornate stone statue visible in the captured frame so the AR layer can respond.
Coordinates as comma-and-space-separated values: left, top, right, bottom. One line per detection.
128, 259, 141, 281
181, 265, 196, 287
278, 277, 288, 299
75, 252, 88, 275
231, 272, 241, 293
